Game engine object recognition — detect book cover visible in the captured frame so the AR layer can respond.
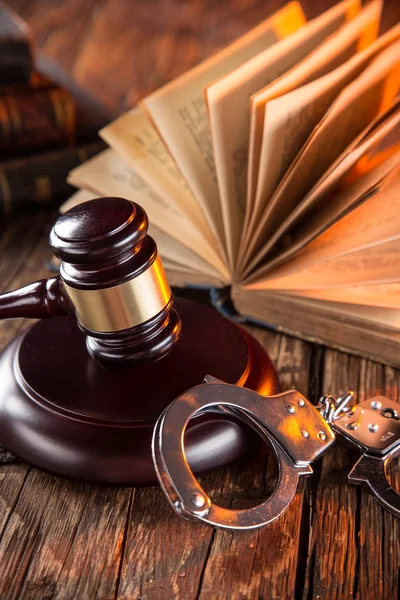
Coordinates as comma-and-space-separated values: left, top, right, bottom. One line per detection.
0, 86, 76, 158
0, 141, 106, 218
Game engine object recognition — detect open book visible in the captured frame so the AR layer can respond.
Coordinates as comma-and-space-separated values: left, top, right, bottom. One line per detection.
64, 0, 400, 365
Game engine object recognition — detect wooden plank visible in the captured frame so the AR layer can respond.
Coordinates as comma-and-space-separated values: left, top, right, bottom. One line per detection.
303, 352, 400, 600
34, 485, 131, 600
116, 486, 215, 599
0, 211, 54, 352
115, 327, 282, 599
0, 212, 52, 379
0, 212, 132, 597
0, 469, 131, 600
0, 470, 84, 600
196, 333, 315, 600
0, 213, 48, 291
0, 465, 30, 539
0, 216, 53, 551
356, 361, 400, 600
303, 351, 363, 600
0, 223, 131, 600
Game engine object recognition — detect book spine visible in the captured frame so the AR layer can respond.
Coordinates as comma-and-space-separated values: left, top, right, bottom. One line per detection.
1, 38, 33, 85
0, 3, 34, 85
0, 72, 56, 93
0, 87, 76, 158
0, 141, 106, 217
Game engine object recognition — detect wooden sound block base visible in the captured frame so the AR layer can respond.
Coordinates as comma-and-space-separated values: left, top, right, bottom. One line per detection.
0, 298, 279, 485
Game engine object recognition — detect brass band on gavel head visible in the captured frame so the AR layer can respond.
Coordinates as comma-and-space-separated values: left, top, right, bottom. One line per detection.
63, 256, 172, 333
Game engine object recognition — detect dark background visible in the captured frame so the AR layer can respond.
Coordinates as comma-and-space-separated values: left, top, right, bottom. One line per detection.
8, 0, 400, 113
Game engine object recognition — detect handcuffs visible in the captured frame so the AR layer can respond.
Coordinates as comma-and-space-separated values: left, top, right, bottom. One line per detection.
152, 377, 400, 530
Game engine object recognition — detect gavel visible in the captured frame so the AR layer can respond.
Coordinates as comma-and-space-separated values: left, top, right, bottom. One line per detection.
0, 197, 279, 485
0, 197, 181, 364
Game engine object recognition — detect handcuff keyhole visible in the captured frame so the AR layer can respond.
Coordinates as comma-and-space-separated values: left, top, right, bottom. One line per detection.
381, 407, 399, 420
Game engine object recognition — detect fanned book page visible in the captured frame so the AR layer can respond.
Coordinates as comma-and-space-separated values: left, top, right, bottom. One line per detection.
205, 0, 364, 268
64, 1, 400, 366
141, 1, 306, 259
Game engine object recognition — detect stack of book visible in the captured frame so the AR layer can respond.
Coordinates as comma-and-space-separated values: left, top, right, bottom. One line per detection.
0, 2, 110, 225
65, 0, 400, 365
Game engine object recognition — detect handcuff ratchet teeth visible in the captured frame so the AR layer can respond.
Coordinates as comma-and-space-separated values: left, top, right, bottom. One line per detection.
152, 378, 400, 530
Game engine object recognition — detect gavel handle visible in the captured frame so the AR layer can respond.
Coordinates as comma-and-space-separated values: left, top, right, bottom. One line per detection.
0, 276, 73, 320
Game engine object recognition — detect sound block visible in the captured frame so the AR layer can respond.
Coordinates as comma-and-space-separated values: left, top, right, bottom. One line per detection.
0, 298, 279, 485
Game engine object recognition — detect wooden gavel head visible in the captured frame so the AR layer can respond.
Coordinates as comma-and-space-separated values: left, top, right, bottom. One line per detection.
0, 197, 181, 364
50, 196, 181, 363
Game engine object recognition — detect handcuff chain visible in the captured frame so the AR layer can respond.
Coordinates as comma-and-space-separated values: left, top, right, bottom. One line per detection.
317, 389, 355, 424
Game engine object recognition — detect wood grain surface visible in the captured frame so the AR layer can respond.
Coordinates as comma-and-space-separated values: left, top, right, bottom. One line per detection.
1, 1, 400, 598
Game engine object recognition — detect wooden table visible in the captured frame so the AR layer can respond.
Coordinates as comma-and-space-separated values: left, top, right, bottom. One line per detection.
1, 1, 400, 598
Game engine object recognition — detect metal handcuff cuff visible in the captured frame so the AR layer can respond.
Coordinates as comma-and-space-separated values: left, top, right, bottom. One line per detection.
152, 377, 400, 530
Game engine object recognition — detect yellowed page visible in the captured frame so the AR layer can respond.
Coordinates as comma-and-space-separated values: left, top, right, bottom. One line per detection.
166, 269, 224, 289
280, 100, 400, 224
151, 230, 226, 282
244, 41, 400, 278
245, 165, 400, 290
141, 2, 305, 257
155, 259, 224, 288
206, 0, 361, 269
153, 227, 226, 279
100, 107, 219, 249
68, 149, 230, 282
244, 101, 400, 276
252, 147, 400, 276
244, 2, 383, 264
243, 17, 399, 272
255, 37, 400, 246
248, 238, 400, 291
244, 0, 377, 248
160, 260, 189, 274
